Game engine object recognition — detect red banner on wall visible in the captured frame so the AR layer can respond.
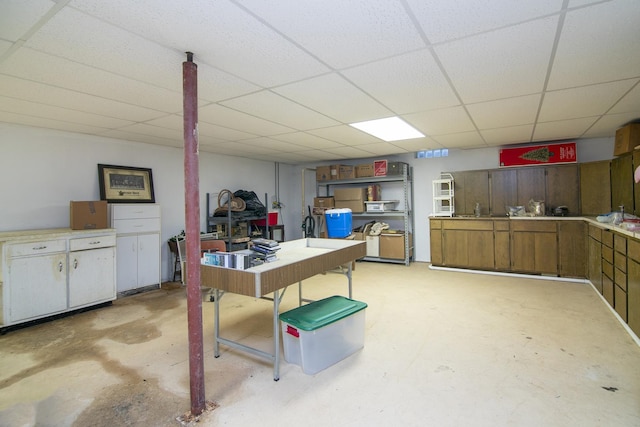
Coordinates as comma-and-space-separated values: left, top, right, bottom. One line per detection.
499, 142, 577, 167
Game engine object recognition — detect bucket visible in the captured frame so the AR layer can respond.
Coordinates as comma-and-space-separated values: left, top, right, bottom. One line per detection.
325, 208, 352, 238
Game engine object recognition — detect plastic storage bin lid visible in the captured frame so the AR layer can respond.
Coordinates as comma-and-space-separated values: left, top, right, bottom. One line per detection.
279, 295, 367, 331
325, 208, 352, 215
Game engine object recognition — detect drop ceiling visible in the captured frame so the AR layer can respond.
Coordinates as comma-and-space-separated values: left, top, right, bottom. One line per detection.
1, 0, 639, 164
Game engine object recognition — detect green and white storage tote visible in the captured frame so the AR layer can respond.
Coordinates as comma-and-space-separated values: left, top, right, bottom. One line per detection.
279, 295, 367, 374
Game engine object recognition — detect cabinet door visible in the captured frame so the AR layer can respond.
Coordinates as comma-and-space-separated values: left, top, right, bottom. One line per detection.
453, 171, 490, 216
69, 247, 116, 308
580, 160, 611, 215
467, 230, 494, 269
137, 233, 160, 287
494, 231, 510, 271
558, 221, 586, 278
442, 230, 468, 267
511, 231, 557, 274
430, 231, 443, 266
611, 154, 633, 212
634, 151, 640, 217
628, 258, 640, 336
511, 232, 536, 272
7, 253, 67, 322
546, 165, 579, 215
490, 169, 517, 216
517, 168, 545, 208
116, 235, 138, 292
588, 237, 603, 293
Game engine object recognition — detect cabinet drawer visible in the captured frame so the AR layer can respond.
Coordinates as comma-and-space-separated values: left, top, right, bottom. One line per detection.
629, 239, 640, 263
588, 224, 602, 241
113, 218, 161, 234
443, 220, 493, 231
614, 234, 627, 254
602, 246, 613, 264
494, 220, 509, 231
510, 220, 556, 232
430, 219, 442, 229
603, 275, 614, 307
70, 235, 116, 251
601, 230, 613, 248
614, 250, 627, 273
603, 259, 614, 281
615, 268, 627, 291
111, 204, 160, 220
614, 285, 627, 322
7, 239, 66, 257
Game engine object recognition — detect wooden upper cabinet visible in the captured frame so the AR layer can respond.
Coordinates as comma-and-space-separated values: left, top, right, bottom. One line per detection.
634, 151, 640, 217
516, 168, 545, 208
490, 169, 517, 216
611, 154, 633, 213
546, 164, 579, 215
580, 160, 611, 216
451, 171, 490, 216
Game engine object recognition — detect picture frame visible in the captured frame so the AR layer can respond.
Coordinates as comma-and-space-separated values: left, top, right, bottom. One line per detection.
98, 164, 155, 203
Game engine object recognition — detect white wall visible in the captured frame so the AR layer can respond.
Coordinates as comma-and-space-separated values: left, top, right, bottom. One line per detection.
0, 123, 285, 281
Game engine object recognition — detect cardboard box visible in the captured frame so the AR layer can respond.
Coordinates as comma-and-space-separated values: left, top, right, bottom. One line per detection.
70, 201, 108, 230
614, 123, 640, 156
330, 164, 343, 180
338, 165, 355, 180
387, 161, 408, 175
379, 232, 413, 260
374, 160, 387, 176
365, 235, 379, 257
333, 188, 367, 213
316, 165, 331, 181
356, 163, 374, 178
314, 197, 335, 209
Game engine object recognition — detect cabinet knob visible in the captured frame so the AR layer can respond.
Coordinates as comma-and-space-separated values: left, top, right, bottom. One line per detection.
58, 261, 64, 272
73, 259, 78, 269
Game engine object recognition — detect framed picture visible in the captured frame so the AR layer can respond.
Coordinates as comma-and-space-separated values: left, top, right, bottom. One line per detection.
98, 164, 155, 203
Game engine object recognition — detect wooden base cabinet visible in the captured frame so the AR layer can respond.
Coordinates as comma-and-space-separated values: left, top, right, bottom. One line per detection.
628, 238, 640, 336
510, 220, 557, 275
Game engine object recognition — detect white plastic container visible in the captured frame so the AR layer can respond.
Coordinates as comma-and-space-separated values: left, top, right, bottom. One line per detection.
280, 295, 367, 375
364, 200, 398, 212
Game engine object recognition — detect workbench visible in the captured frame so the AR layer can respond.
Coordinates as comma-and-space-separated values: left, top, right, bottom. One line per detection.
200, 238, 366, 380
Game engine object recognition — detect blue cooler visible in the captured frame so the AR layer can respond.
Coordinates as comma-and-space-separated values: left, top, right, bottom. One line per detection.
325, 208, 352, 238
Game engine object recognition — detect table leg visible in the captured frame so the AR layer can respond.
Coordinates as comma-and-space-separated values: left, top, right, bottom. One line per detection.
347, 263, 353, 299
214, 288, 220, 358
273, 289, 281, 381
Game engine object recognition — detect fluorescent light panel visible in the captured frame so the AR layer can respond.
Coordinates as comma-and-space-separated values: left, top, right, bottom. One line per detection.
349, 117, 425, 141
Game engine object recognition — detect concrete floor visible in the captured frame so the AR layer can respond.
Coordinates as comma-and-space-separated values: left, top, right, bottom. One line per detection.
1, 262, 639, 426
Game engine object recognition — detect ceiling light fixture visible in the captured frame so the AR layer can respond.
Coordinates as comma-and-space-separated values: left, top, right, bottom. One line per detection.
349, 117, 425, 142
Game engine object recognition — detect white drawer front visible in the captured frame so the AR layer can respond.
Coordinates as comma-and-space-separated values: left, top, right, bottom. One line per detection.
69, 235, 116, 251
7, 239, 67, 257
113, 218, 161, 234
111, 204, 160, 220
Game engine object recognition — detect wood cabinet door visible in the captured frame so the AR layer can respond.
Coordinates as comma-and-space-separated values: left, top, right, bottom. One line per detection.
534, 232, 558, 274
490, 169, 517, 216
588, 237, 603, 293
466, 230, 494, 269
546, 165, 579, 215
611, 154, 633, 212
517, 168, 545, 208
511, 232, 536, 272
442, 230, 468, 267
580, 160, 611, 216
634, 151, 640, 217
494, 231, 510, 271
430, 230, 443, 265
511, 231, 557, 274
558, 221, 586, 278
628, 258, 640, 337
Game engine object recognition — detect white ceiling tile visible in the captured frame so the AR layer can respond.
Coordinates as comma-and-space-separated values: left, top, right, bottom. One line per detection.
533, 117, 599, 141
354, 142, 410, 156
583, 113, 640, 138
70, 0, 329, 87
99, 129, 180, 148
143, 114, 258, 141
404, 106, 475, 136
481, 125, 535, 146
0, 40, 12, 57
0, 48, 181, 112
391, 137, 441, 152
235, 137, 310, 153
273, 73, 391, 123
0, 96, 134, 128
308, 125, 381, 145
259, 150, 336, 163
198, 104, 294, 136
406, 0, 563, 44
539, 80, 637, 122
431, 131, 486, 149
116, 123, 183, 141
0, 75, 168, 122
221, 91, 340, 130
609, 81, 640, 115
548, 0, 640, 89
0, 0, 53, 41
342, 50, 459, 114
319, 146, 379, 160
0, 111, 113, 135
237, 0, 425, 69
435, 16, 558, 104
467, 95, 541, 130
271, 132, 344, 149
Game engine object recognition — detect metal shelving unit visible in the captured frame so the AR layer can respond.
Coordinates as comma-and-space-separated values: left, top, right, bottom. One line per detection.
316, 164, 414, 266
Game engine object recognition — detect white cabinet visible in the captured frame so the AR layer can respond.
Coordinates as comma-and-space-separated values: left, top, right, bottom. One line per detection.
68, 235, 116, 308
0, 229, 116, 328
110, 204, 161, 293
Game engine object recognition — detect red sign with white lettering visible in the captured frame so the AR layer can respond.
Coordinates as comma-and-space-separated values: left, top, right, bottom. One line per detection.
499, 142, 577, 167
